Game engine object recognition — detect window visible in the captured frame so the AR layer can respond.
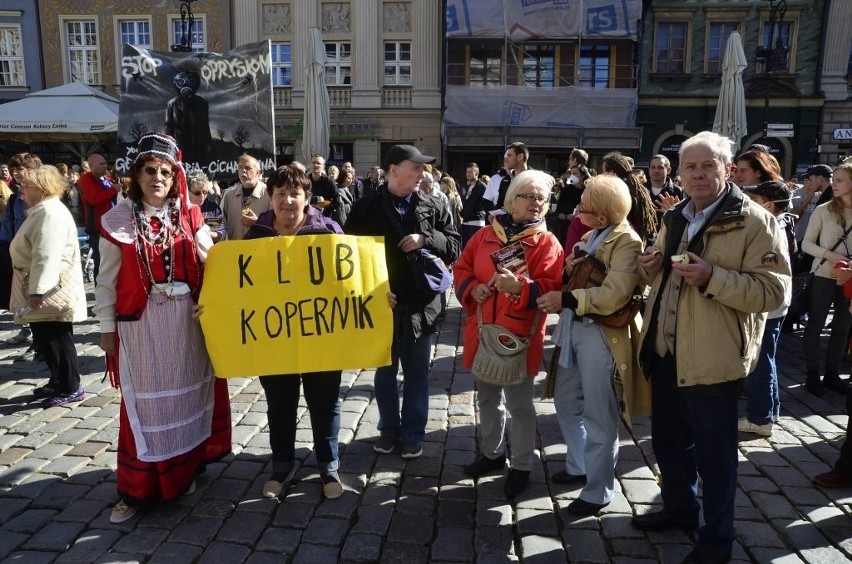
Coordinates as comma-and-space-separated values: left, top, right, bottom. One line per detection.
521, 45, 555, 88
706, 22, 738, 74
65, 20, 101, 84
172, 18, 205, 52
325, 42, 351, 86
119, 20, 151, 48
271, 42, 292, 87
760, 20, 792, 72
384, 42, 411, 86
654, 22, 688, 74
469, 43, 502, 87
579, 44, 610, 89
0, 26, 25, 87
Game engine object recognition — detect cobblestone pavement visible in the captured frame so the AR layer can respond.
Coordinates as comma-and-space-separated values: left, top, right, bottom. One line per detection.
0, 287, 850, 563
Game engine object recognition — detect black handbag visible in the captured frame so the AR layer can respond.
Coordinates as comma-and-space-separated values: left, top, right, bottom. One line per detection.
788, 271, 814, 319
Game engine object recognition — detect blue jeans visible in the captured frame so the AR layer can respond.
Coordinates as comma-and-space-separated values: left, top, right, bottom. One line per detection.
259, 370, 341, 474
375, 308, 434, 443
746, 316, 782, 425
650, 354, 738, 557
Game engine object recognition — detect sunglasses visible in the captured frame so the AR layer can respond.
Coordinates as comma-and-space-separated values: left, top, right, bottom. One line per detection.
191, 190, 207, 196
142, 166, 175, 179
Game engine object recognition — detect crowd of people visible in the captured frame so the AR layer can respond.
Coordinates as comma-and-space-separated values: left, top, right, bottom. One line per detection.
5, 130, 852, 563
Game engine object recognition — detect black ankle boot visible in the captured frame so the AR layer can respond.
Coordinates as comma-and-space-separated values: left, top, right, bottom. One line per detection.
823, 373, 852, 395
806, 371, 824, 397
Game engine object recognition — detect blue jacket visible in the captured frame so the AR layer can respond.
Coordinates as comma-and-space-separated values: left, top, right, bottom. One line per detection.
0, 193, 27, 242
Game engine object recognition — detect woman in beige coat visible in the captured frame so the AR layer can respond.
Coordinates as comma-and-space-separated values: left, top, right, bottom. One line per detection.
538, 175, 650, 516
10, 165, 88, 407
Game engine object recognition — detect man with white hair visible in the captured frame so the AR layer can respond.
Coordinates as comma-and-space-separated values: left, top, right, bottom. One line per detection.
220, 154, 269, 240
419, 171, 449, 211
633, 131, 790, 564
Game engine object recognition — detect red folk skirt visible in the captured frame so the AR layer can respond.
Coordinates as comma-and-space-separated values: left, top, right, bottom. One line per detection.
116, 377, 231, 505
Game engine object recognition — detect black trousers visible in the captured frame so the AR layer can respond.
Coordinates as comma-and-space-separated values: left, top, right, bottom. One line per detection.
0, 240, 12, 309
836, 393, 852, 478
88, 232, 101, 284
30, 321, 81, 393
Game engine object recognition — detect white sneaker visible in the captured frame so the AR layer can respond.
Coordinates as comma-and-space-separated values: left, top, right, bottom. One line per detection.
110, 499, 138, 524
738, 417, 773, 437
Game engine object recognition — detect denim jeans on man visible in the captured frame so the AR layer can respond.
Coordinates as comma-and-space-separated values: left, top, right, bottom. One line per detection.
260, 370, 341, 475
375, 306, 434, 443
651, 353, 738, 558
746, 316, 782, 425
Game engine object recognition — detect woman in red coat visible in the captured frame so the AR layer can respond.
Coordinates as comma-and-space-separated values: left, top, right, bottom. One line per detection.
453, 169, 563, 498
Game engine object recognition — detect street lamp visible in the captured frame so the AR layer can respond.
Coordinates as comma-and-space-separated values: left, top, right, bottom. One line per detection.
171, 1, 200, 52
755, 0, 789, 137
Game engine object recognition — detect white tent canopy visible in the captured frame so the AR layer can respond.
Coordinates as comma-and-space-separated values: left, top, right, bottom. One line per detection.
0, 82, 119, 139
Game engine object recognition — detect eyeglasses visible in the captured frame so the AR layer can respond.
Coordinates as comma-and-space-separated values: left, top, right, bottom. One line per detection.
514, 193, 547, 204
191, 190, 207, 196
142, 166, 174, 179
576, 204, 596, 215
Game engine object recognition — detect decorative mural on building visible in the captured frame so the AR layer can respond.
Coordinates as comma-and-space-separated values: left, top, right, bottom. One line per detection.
262, 3, 292, 35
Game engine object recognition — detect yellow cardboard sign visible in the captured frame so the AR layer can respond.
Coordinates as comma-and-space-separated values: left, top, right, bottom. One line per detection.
198, 234, 392, 377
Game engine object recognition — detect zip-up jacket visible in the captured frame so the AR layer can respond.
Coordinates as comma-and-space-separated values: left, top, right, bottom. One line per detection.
638, 183, 790, 386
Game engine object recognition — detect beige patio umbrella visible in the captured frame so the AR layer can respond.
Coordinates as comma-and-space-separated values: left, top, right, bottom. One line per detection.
712, 32, 748, 151
302, 28, 330, 161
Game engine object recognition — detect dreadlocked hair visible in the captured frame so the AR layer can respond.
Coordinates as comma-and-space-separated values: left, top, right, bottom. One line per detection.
602, 152, 658, 242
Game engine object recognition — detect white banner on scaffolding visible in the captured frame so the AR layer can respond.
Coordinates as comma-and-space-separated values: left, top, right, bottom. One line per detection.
443, 85, 637, 128
446, 0, 641, 40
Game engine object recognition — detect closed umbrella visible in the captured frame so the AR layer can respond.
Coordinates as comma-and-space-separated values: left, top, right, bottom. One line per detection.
302, 28, 330, 160
712, 32, 748, 151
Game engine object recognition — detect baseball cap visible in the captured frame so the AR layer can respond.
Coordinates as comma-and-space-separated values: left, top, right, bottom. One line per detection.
744, 180, 791, 211
382, 144, 436, 171
803, 164, 832, 179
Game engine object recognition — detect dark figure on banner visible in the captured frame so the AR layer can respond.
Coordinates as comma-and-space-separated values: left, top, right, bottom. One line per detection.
165, 70, 212, 167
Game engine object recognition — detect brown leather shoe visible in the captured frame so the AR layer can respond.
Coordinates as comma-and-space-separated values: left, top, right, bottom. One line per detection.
813, 470, 852, 488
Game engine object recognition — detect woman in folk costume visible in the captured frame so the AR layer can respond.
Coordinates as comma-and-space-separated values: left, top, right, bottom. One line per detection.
94, 132, 231, 524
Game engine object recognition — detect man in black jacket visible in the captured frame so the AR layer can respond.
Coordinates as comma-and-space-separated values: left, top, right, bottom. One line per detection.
459, 162, 494, 248
345, 144, 460, 460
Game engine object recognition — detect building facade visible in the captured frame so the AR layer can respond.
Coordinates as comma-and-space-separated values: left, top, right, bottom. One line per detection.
36, 0, 231, 97
0, 0, 231, 164
0, 1, 43, 103
816, 0, 852, 165
638, 0, 825, 178
233, 0, 443, 174
442, 0, 642, 178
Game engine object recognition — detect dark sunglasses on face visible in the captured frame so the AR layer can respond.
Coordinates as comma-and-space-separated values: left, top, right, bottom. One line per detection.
142, 166, 174, 179
191, 190, 207, 196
